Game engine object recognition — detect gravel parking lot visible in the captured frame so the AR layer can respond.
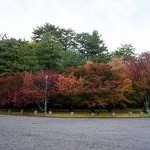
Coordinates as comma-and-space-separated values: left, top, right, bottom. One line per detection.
0, 115, 150, 150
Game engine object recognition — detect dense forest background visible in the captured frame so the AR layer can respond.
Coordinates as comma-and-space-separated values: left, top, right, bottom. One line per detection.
0, 23, 150, 112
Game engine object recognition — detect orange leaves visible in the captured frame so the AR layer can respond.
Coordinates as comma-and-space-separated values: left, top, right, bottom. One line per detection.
57, 74, 84, 96
109, 57, 133, 93
1, 54, 150, 109
57, 60, 133, 107
122, 78, 132, 93
109, 57, 130, 80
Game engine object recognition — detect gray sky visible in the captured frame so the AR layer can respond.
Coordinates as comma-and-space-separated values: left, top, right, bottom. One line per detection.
0, 0, 150, 53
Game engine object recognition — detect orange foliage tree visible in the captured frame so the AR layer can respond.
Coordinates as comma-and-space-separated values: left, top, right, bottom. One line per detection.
64, 60, 132, 109
56, 74, 84, 111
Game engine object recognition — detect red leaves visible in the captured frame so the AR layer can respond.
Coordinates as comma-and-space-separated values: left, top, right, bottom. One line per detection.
126, 52, 150, 100
0, 73, 23, 105
21, 71, 59, 106
1, 54, 149, 109
0, 71, 59, 107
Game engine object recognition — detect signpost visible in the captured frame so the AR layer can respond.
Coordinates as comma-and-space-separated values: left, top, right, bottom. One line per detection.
44, 75, 48, 114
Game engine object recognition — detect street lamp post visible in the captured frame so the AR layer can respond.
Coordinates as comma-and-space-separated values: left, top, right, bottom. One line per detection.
44, 75, 48, 114
143, 88, 150, 113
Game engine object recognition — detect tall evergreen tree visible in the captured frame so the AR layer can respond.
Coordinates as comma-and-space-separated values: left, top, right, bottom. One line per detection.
112, 44, 135, 60
0, 38, 39, 76
77, 30, 110, 63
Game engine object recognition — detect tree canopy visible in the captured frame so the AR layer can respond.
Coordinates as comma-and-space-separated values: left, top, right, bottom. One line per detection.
0, 23, 149, 111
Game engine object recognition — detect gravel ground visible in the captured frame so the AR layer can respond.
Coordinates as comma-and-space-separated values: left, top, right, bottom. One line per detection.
0, 115, 150, 150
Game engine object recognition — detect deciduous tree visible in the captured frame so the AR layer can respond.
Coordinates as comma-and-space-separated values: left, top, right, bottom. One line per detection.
66, 60, 132, 108
127, 52, 150, 112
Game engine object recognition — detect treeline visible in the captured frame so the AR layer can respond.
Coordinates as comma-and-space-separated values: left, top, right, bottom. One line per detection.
0, 23, 150, 112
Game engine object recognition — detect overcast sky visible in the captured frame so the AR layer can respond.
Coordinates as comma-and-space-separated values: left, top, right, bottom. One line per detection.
0, 0, 150, 53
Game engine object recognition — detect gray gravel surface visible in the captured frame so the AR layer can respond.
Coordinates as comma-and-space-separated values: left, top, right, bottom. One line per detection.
0, 115, 150, 150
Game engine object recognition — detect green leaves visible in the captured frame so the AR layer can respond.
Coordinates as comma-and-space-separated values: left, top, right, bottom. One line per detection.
34, 34, 63, 71
77, 30, 110, 63
111, 44, 135, 60
0, 38, 39, 76
32, 23, 110, 65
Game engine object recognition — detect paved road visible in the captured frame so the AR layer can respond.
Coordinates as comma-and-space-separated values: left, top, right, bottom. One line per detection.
0, 115, 150, 150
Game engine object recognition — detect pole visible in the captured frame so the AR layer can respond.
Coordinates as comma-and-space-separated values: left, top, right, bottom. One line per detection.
44, 75, 48, 114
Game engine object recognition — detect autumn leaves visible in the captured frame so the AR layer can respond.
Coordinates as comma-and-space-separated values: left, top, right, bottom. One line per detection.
0, 54, 150, 110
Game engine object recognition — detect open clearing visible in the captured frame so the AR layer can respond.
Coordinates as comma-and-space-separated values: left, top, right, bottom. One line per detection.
0, 115, 150, 150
